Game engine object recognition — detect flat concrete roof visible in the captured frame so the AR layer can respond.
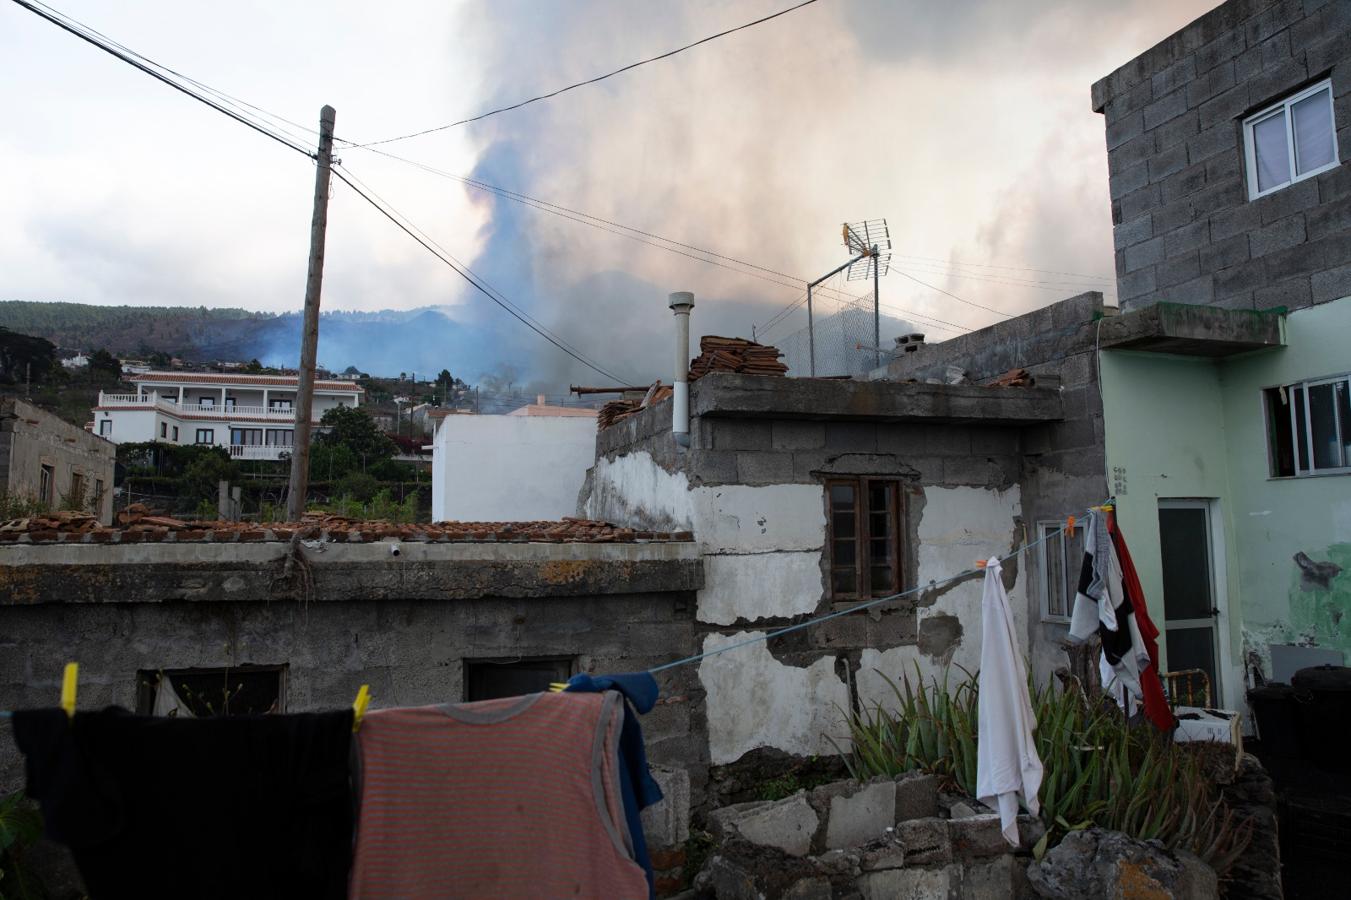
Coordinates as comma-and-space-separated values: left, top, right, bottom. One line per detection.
1097, 303, 1284, 357
689, 372, 1063, 425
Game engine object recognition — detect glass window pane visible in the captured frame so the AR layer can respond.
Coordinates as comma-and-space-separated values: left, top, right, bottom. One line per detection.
1165, 627, 1217, 701
1158, 507, 1213, 621
868, 483, 890, 512
870, 537, 891, 562
1309, 382, 1343, 470
1045, 528, 1065, 617
1337, 380, 1351, 467
830, 484, 855, 511
1294, 386, 1309, 472
1253, 111, 1291, 192
832, 568, 856, 594
1266, 387, 1296, 477
1292, 88, 1336, 175
871, 566, 894, 593
833, 539, 855, 566
833, 512, 856, 539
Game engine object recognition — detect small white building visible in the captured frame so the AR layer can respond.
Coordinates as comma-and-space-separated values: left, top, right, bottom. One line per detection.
431, 397, 598, 521
93, 371, 365, 460
60, 352, 89, 370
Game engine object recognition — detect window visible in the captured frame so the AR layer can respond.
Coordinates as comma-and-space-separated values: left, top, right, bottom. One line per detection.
136, 666, 287, 717
195, 428, 215, 445
199, 396, 215, 408
1265, 375, 1351, 476
230, 427, 263, 446
464, 657, 573, 702
39, 464, 54, 507
224, 396, 236, 410
69, 472, 84, 507
269, 398, 293, 410
826, 478, 903, 598
171, 426, 179, 442
98, 418, 111, 436
160, 422, 167, 439
265, 428, 294, 447
1037, 521, 1085, 622
1244, 79, 1339, 199
93, 479, 105, 510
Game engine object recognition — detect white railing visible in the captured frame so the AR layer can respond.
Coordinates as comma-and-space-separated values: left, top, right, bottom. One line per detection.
227, 444, 291, 460
98, 393, 149, 406
97, 393, 315, 422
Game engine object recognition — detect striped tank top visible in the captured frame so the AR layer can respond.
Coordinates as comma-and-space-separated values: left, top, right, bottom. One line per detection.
350, 691, 649, 899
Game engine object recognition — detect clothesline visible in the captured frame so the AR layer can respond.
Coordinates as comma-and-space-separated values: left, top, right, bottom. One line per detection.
0, 503, 1110, 718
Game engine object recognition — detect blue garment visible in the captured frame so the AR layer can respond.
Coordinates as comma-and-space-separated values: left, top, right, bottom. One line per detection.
566, 672, 663, 898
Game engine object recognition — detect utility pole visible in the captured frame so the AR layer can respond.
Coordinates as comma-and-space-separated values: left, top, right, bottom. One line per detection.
286, 105, 336, 521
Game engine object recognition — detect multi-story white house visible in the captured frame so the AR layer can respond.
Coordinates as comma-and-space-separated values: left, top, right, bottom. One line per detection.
93, 372, 365, 460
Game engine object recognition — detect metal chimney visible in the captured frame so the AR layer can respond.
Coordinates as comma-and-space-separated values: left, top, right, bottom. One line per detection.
669, 291, 694, 448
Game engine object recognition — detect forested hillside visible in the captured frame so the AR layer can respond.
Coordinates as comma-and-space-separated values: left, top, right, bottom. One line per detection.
0, 301, 272, 356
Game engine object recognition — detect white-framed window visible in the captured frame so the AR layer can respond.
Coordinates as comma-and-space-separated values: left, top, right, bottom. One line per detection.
171, 426, 179, 442
1243, 79, 1339, 200
1037, 521, 1084, 623
199, 396, 215, 408
1264, 374, 1351, 477
98, 418, 111, 437
195, 428, 214, 445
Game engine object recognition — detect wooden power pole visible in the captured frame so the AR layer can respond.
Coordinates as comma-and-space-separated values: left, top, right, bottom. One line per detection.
286, 105, 336, 521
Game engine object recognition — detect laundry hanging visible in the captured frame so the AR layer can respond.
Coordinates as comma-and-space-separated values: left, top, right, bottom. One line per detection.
1067, 509, 1173, 730
349, 690, 650, 900
975, 556, 1043, 846
11, 707, 355, 900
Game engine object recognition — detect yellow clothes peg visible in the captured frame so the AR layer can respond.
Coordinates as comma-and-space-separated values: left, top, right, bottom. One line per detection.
352, 684, 370, 733
61, 662, 78, 720
548, 682, 568, 693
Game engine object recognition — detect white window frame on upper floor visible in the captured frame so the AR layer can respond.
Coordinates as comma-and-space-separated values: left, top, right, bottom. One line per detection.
1036, 521, 1081, 624
1243, 78, 1340, 201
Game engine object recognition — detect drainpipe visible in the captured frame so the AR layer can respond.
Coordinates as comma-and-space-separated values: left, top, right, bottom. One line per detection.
669, 291, 694, 448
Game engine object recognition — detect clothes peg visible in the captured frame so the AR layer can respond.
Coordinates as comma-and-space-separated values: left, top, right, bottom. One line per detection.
352, 684, 370, 733
1066, 515, 1076, 538
976, 560, 988, 569
61, 662, 78, 720
548, 682, 568, 693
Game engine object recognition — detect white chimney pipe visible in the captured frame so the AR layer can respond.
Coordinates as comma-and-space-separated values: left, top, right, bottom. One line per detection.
669, 291, 694, 448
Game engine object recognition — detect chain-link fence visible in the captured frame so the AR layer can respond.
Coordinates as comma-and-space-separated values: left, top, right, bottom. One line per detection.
776, 294, 884, 378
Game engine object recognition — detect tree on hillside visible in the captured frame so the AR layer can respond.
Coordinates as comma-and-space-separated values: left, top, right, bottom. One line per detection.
0, 328, 56, 383
315, 405, 396, 470
89, 349, 121, 380
245, 358, 264, 373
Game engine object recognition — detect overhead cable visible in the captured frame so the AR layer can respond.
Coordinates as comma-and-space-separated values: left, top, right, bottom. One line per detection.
348, 0, 826, 148
9, 0, 314, 159
330, 166, 633, 385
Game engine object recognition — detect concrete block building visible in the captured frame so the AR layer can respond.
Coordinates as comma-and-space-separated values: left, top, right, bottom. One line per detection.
0, 398, 115, 523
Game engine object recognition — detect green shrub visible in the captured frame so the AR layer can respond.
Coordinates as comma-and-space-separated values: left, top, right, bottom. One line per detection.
0, 790, 45, 900
836, 665, 1251, 874
334, 471, 380, 502
0, 492, 47, 520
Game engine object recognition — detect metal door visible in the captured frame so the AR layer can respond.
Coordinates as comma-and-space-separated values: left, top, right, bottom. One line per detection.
1158, 500, 1222, 701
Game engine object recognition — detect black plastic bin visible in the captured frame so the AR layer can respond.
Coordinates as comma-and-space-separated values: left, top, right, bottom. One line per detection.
1291, 664, 1351, 773
1248, 682, 1302, 757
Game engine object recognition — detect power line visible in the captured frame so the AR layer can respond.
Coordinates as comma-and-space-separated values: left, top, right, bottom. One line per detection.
9, 0, 314, 159
348, 0, 826, 148
330, 165, 632, 385
892, 253, 1114, 283
892, 269, 1012, 319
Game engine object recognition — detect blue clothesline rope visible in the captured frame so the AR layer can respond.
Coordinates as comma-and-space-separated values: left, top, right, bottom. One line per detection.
0, 505, 1109, 716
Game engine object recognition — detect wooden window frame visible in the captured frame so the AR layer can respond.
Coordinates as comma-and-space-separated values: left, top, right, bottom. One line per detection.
825, 477, 903, 600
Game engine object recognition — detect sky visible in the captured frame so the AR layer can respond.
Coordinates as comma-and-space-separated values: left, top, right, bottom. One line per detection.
0, 0, 1220, 385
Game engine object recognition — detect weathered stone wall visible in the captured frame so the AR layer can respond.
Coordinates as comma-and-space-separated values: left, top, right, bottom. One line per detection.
1092, 0, 1351, 313
885, 293, 1111, 688
1, 398, 116, 523
0, 540, 707, 835
582, 375, 1057, 768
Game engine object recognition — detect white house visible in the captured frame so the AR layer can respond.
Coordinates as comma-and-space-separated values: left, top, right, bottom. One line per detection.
431, 398, 598, 521
93, 371, 364, 460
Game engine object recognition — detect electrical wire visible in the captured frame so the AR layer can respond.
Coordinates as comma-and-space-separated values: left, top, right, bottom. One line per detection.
8, 0, 315, 159
330, 165, 633, 385
347, 0, 826, 148
892, 253, 1114, 283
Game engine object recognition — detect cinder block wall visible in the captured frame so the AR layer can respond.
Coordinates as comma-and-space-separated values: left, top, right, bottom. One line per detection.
1093, 0, 1351, 312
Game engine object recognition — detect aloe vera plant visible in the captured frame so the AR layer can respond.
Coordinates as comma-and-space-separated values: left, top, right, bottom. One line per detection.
836, 665, 1252, 875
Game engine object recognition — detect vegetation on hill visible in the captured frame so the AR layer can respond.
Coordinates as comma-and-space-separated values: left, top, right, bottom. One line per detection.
0, 301, 269, 358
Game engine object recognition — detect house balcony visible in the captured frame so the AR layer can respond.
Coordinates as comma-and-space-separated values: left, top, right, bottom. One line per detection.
227, 444, 291, 460
97, 393, 314, 422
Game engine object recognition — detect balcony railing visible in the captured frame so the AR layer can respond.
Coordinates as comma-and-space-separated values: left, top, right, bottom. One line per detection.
227, 444, 292, 460
97, 393, 314, 421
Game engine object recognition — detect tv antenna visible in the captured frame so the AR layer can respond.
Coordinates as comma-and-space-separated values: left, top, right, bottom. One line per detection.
805, 219, 891, 375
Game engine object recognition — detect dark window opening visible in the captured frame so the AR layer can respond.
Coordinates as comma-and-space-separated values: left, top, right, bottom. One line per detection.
826, 478, 903, 599
39, 464, 54, 507
136, 665, 287, 717
464, 657, 573, 702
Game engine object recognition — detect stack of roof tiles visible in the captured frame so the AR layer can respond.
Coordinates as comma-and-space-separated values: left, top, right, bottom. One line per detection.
688, 336, 788, 380
988, 367, 1035, 387
597, 385, 673, 430
0, 505, 691, 544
